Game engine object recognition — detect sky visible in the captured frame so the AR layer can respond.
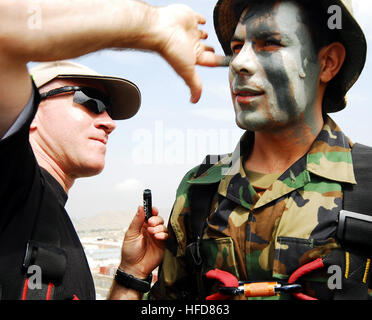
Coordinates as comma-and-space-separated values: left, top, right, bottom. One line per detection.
57, 0, 372, 221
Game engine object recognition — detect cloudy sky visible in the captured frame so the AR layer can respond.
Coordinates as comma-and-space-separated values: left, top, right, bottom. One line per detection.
56, 0, 372, 221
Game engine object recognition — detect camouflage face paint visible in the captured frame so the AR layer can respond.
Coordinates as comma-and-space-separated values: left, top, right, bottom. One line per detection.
229, 0, 320, 134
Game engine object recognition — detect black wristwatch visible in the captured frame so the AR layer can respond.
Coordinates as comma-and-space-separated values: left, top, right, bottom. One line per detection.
114, 268, 152, 293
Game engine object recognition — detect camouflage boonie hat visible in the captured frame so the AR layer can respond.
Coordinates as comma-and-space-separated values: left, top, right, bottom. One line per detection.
213, 0, 367, 113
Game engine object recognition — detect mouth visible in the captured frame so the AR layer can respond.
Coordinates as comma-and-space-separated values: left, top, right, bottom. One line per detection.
233, 86, 264, 104
90, 137, 107, 145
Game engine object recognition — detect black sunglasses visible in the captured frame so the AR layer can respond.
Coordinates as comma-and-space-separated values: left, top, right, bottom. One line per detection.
40, 86, 112, 117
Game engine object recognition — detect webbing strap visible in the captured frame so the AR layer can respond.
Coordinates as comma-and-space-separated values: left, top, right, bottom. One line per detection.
344, 143, 372, 217
21, 279, 55, 300
186, 154, 225, 263
21, 168, 67, 300
185, 155, 224, 300
335, 143, 372, 299
323, 249, 371, 300
341, 143, 372, 257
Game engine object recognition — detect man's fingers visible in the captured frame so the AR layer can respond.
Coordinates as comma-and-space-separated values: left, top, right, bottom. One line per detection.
126, 206, 164, 237
203, 45, 215, 53
147, 214, 164, 227
147, 213, 168, 240
199, 29, 208, 40
189, 72, 202, 103
153, 232, 168, 240
151, 206, 159, 216
197, 53, 231, 67
217, 55, 232, 67
147, 224, 168, 240
126, 206, 145, 235
196, 13, 206, 24
148, 224, 166, 234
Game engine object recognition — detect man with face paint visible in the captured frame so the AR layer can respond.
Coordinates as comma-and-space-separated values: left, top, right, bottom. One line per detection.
149, 0, 370, 300
0, 0, 225, 300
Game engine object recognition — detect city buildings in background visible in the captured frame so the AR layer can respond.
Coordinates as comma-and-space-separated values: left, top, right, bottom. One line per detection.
78, 227, 158, 300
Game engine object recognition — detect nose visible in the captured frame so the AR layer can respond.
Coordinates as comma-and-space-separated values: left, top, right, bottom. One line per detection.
94, 111, 116, 135
230, 43, 258, 76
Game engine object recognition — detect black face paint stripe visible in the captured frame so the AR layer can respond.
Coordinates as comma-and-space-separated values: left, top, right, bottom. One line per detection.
259, 52, 298, 116
241, 3, 298, 115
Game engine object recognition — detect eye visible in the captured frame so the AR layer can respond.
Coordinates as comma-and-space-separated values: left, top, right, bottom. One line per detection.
264, 40, 279, 46
231, 42, 244, 55
263, 39, 282, 49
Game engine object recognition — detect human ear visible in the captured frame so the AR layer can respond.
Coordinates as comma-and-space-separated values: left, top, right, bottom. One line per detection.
318, 42, 346, 84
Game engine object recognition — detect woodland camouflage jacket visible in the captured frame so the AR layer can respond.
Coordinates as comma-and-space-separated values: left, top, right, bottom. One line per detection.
149, 116, 357, 300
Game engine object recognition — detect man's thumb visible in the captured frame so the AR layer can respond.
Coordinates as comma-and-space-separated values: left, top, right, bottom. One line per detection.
127, 206, 146, 235
187, 70, 202, 104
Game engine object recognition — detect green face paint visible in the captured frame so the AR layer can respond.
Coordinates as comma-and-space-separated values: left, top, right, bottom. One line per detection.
229, 0, 321, 134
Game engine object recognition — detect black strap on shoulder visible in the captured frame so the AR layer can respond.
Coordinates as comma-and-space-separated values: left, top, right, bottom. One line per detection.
185, 155, 224, 299
343, 143, 372, 217
186, 155, 225, 267
339, 143, 372, 255
21, 170, 67, 300
332, 143, 372, 300
186, 184, 219, 268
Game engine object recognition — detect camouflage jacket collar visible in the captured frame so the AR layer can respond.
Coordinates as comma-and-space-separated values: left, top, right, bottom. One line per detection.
188, 116, 356, 210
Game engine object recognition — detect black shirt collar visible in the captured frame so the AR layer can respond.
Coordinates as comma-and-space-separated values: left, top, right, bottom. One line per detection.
40, 167, 68, 207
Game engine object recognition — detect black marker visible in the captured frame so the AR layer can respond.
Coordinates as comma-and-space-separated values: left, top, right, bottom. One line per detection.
143, 189, 152, 221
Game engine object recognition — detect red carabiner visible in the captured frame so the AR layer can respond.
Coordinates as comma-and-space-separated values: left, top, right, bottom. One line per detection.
206, 259, 325, 301
288, 258, 325, 300
205, 269, 239, 300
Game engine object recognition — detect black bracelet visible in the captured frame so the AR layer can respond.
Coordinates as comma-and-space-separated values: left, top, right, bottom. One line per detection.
114, 268, 152, 293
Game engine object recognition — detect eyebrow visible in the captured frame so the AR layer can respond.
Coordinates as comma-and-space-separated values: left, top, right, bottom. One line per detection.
231, 34, 244, 43
231, 31, 282, 43
256, 31, 282, 38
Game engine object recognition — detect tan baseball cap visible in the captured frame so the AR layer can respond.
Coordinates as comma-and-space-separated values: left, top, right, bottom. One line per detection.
29, 60, 141, 120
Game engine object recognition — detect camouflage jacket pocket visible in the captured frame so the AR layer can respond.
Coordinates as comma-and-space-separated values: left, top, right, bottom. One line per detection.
273, 236, 338, 279
200, 237, 240, 279
273, 236, 339, 300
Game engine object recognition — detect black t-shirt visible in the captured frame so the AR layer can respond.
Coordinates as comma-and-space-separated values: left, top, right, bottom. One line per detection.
0, 82, 95, 300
